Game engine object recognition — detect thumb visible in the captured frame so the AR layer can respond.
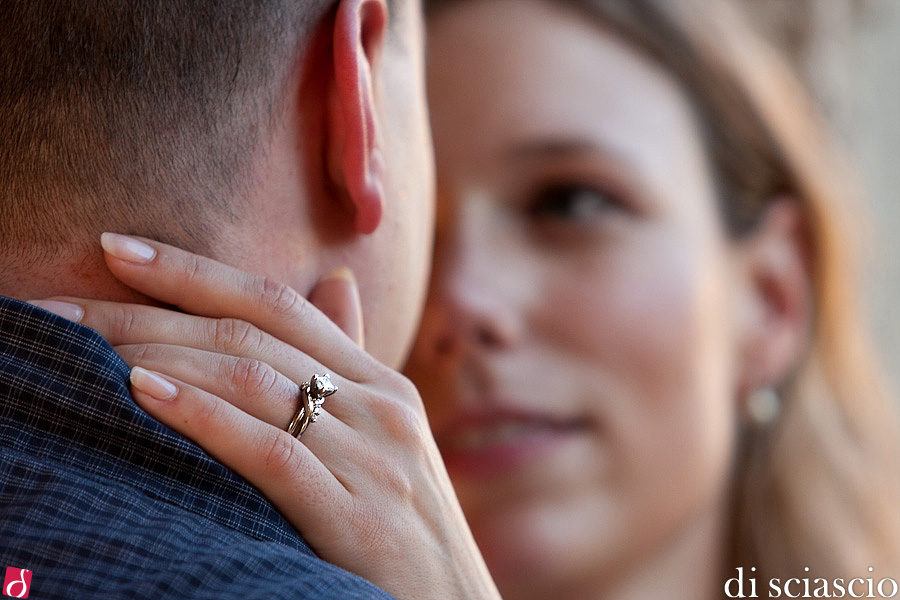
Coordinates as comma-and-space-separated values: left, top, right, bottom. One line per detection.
308, 267, 365, 349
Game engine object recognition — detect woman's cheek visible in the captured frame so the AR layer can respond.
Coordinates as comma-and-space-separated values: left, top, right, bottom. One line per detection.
539, 230, 736, 512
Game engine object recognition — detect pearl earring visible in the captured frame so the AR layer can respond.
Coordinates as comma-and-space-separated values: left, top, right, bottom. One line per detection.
746, 388, 781, 425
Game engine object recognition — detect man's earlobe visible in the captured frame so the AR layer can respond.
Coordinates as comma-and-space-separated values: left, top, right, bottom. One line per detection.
329, 0, 389, 235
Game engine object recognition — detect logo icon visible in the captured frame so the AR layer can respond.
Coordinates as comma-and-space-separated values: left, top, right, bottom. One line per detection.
3, 567, 31, 598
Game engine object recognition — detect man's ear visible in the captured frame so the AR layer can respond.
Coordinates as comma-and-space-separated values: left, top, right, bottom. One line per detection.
734, 199, 813, 397
328, 0, 389, 235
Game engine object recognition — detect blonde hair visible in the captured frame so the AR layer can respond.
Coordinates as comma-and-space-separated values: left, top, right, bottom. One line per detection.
430, 0, 900, 585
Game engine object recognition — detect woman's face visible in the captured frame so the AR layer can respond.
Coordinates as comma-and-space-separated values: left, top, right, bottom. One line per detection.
406, 0, 744, 596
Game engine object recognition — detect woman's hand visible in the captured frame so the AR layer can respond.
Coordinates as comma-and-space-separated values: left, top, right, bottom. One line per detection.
29, 233, 500, 600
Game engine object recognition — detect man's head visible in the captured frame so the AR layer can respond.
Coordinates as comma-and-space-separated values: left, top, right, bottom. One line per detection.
0, 0, 434, 367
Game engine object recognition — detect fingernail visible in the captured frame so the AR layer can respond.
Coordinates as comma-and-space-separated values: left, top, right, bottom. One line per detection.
27, 300, 84, 323
316, 266, 364, 349
101, 232, 156, 264
322, 266, 357, 284
131, 367, 178, 401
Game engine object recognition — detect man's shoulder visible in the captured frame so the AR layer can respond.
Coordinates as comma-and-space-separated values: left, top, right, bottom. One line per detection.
0, 295, 299, 546
0, 446, 393, 599
0, 296, 395, 599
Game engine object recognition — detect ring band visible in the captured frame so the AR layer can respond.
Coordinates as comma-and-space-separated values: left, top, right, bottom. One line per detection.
287, 374, 337, 438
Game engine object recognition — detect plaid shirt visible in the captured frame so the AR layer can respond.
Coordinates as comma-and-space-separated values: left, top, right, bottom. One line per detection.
0, 296, 393, 599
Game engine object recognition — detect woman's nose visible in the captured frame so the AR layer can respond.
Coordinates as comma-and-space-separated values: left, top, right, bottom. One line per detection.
414, 246, 523, 370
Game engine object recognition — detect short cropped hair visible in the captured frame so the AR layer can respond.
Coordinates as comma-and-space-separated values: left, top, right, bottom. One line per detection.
0, 1, 332, 262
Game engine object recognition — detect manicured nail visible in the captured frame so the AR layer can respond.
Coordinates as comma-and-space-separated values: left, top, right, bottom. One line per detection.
322, 266, 357, 284
27, 300, 84, 323
101, 232, 156, 264
315, 266, 364, 349
131, 367, 178, 401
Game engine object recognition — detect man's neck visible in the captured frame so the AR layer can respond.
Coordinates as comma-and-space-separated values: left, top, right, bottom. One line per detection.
0, 246, 159, 306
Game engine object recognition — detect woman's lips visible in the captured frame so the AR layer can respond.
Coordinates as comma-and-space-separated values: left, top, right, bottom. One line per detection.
435, 409, 587, 478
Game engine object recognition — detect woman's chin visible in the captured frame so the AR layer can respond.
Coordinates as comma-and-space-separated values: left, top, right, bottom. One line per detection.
468, 496, 624, 596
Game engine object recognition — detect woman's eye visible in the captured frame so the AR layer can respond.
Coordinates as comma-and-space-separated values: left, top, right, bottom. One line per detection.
527, 184, 616, 223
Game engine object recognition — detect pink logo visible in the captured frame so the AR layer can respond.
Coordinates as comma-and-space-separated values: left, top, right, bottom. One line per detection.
3, 568, 31, 598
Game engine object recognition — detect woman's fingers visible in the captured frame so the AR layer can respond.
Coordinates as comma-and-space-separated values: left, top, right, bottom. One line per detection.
114, 343, 365, 464
116, 343, 306, 427
128, 367, 353, 531
99, 233, 378, 380
29, 298, 333, 381
26, 293, 402, 430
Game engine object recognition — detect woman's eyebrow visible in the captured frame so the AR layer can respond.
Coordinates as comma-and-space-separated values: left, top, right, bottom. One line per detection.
507, 137, 630, 164
506, 137, 654, 211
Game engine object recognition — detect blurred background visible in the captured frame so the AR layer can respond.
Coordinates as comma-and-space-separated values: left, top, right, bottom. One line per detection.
744, 0, 900, 388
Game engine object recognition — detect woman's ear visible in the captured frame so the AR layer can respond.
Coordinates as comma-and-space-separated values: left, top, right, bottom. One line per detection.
734, 198, 813, 397
327, 0, 389, 235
